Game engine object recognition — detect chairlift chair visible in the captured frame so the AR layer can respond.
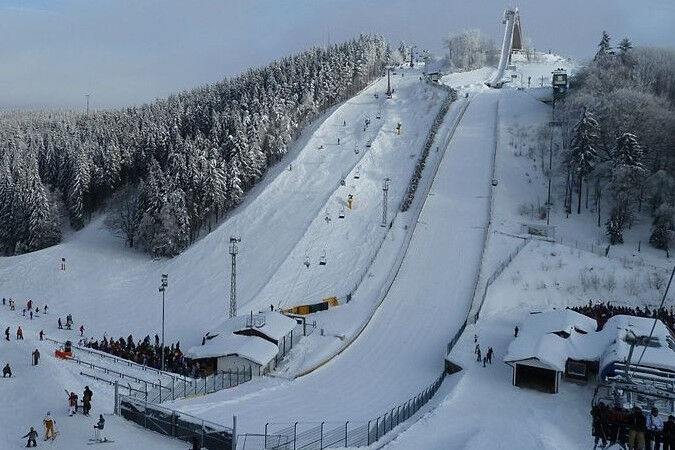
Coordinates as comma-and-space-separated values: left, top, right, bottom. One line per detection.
319, 250, 327, 266
339, 208, 345, 219
354, 167, 360, 179
304, 256, 310, 268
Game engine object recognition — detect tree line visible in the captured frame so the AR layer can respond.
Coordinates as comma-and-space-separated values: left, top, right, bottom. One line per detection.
562, 32, 675, 251
0, 35, 389, 256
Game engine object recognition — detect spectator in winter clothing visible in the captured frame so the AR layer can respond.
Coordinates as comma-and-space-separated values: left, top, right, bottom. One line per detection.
663, 415, 675, 450
94, 415, 106, 442
57, 318, 62, 329
43, 412, 56, 440
629, 406, 647, 450
2, 363, 10, 377
82, 386, 93, 416
592, 402, 609, 449
22, 427, 38, 447
68, 392, 78, 415
79, 325, 85, 336
32, 349, 40, 366
646, 407, 664, 450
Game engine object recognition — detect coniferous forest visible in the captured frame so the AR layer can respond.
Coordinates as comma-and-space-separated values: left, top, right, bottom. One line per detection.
0, 35, 388, 256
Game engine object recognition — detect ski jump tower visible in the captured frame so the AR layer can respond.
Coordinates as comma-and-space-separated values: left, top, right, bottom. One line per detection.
486, 8, 523, 88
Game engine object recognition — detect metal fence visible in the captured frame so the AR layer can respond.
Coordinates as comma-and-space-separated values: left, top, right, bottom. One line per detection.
136, 365, 253, 404
472, 238, 530, 323
239, 371, 446, 449
118, 394, 234, 450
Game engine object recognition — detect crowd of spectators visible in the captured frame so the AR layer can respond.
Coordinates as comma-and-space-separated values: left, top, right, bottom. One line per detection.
82, 334, 200, 378
570, 301, 675, 331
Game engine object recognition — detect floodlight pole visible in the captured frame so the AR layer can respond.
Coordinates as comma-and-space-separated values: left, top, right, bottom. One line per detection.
381, 178, 390, 227
158, 274, 168, 372
229, 237, 241, 318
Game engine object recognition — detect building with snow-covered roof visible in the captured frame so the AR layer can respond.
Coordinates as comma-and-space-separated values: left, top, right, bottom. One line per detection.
505, 310, 675, 394
504, 309, 598, 393
185, 311, 298, 376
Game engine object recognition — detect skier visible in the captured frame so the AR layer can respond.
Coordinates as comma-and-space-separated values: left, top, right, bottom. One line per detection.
482, 356, 487, 367
487, 347, 493, 364
83, 386, 93, 416
17, 326, 23, 340
58, 318, 63, 330
476, 347, 482, 362
43, 412, 56, 440
27, 300, 32, 311
39, 330, 44, 341
22, 427, 38, 447
5, 327, 9, 341
93, 414, 107, 442
68, 391, 78, 415
30, 310, 33, 320
79, 325, 85, 337
44, 304, 48, 314
337, 137, 340, 145
32, 349, 40, 366
3, 363, 11, 377
514, 326, 519, 337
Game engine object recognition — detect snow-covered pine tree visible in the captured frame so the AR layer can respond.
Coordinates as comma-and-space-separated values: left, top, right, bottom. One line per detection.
568, 109, 600, 214
594, 31, 612, 62
649, 203, 674, 250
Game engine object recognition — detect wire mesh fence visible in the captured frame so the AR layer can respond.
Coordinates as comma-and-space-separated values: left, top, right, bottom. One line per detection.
119, 394, 234, 450
238, 371, 446, 449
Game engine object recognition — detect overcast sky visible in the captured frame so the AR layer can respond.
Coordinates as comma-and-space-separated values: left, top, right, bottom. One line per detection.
1, 0, 673, 110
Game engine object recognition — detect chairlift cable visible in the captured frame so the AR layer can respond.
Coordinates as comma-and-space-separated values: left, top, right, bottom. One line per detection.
632, 265, 675, 376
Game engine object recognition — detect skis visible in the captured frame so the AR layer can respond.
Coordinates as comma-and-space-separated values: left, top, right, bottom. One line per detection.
87, 440, 114, 445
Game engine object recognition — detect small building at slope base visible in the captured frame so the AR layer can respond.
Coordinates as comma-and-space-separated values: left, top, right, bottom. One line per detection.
504, 310, 675, 394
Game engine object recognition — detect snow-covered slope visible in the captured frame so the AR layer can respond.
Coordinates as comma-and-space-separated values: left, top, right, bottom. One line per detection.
0, 67, 443, 351
168, 84, 500, 435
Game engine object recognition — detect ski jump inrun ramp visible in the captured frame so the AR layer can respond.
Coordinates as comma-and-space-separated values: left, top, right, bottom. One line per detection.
486, 8, 523, 88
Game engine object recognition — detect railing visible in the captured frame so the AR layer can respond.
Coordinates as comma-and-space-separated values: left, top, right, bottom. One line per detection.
46, 336, 191, 385
137, 366, 253, 404
69, 356, 171, 390
471, 238, 531, 323
79, 371, 148, 397
241, 371, 446, 449
119, 394, 234, 450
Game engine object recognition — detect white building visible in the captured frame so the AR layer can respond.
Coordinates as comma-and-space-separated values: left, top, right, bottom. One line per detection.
186, 312, 297, 376
505, 310, 675, 393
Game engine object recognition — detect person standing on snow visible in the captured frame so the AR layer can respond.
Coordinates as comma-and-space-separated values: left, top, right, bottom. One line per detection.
2, 363, 11, 377
68, 392, 78, 415
16, 326, 23, 340
22, 427, 38, 447
43, 412, 56, 440
514, 326, 519, 337
39, 330, 44, 341
5, 327, 9, 341
32, 349, 40, 366
487, 347, 493, 364
79, 325, 85, 337
82, 386, 93, 416
94, 414, 107, 442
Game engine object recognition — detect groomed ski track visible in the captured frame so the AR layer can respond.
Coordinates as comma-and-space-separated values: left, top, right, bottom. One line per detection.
174, 90, 501, 434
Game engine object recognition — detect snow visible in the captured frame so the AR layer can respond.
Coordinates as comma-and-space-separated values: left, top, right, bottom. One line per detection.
168, 80, 500, 434
0, 66, 444, 352
385, 55, 674, 448
186, 333, 278, 366
0, 304, 186, 449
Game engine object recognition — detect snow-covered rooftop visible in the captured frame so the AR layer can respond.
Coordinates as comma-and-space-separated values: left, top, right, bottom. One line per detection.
185, 312, 296, 365
185, 332, 279, 367
505, 311, 675, 374
209, 312, 297, 343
